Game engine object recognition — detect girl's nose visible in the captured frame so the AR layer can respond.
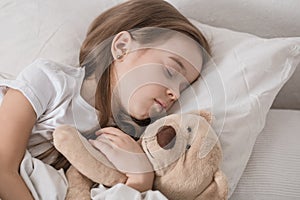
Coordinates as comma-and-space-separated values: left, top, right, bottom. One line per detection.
167, 87, 180, 101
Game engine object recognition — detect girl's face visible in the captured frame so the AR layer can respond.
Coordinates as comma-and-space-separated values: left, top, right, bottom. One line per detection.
112, 32, 203, 120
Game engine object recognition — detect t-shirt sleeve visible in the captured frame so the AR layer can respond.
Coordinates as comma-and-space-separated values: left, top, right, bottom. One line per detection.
0, 59, 55, 118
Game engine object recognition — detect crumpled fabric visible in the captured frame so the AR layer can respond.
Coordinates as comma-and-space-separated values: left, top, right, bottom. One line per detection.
19, 150, 68, 200
91, 183, 168, 200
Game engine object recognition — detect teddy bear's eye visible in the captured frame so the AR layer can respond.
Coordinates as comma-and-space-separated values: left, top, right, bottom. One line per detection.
186, 144, 191, 150
187, 127, 192, 133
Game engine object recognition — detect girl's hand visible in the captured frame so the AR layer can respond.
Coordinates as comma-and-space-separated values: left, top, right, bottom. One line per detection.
89, 127, 154, 192
89, 127, 153, 174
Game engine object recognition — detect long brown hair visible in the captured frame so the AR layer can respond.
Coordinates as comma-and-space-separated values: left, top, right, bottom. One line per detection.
79, 0, 210, 129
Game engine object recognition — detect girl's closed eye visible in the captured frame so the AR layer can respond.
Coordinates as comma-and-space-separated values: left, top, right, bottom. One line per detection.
164, 65, 176, 78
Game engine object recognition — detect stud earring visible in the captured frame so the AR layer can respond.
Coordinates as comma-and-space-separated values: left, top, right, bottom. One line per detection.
116, 48, 127, 60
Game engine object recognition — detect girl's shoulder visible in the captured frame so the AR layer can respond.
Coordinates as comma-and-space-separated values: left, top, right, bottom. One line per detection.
25, 58, 84, 79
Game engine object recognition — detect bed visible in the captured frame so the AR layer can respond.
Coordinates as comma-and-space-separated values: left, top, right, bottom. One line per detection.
0, 0, 299, 199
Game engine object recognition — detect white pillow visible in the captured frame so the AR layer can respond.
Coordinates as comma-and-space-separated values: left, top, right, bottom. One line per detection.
169, 19, 300, 197
1, 0, 300, 198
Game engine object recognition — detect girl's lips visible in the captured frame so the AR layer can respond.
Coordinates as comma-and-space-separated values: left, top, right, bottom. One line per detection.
155, 99, 167, 109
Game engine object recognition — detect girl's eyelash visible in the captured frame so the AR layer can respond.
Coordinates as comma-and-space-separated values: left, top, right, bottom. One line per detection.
167, 68, 173, 77
165, 66, 174, 78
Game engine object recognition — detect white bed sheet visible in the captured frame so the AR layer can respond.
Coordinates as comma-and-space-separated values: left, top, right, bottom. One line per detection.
19, 152, 167, 200
230, 109, 300, 200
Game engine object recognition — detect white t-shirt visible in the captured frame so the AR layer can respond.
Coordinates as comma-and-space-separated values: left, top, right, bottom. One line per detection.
0, 58, 99, 165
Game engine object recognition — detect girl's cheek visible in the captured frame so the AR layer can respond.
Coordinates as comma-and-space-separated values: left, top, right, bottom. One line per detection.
114, 64, 175, 99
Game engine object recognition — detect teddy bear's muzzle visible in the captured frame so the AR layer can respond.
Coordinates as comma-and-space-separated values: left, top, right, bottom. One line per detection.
156, 125, 176, 150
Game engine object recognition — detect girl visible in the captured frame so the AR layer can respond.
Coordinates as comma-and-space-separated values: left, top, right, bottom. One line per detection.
0, 0, 210, 199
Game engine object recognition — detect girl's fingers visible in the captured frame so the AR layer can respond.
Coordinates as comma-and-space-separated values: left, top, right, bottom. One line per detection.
96, 133, 120, 144
95, 134, 126, 151
95, 127, 126, 136
94, 127, 143, 155
89, 139, 113, 156
89, 138, 152, 173
95, 129, 103, 135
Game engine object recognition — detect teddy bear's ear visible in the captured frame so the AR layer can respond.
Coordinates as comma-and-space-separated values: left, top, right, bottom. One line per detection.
189, 110, 213, 124
199, 110, 213, 124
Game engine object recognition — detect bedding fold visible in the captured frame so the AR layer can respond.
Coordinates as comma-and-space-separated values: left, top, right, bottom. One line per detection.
19, 150, 168, 200
20, 150, 68, 200
91, 183, 168, 200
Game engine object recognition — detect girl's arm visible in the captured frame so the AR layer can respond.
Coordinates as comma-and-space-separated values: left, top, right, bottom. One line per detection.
89, 127, 154, 192
125, 171, 154, 193
0, 89, 36, 200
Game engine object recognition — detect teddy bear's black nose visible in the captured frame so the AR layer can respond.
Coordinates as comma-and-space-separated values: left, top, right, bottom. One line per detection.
156, 125, 176, 150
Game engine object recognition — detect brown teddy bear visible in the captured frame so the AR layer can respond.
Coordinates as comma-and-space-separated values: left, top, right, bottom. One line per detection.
53, 111, 228, 200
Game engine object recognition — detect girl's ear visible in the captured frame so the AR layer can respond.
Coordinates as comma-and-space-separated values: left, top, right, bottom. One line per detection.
111, 31, 133, 60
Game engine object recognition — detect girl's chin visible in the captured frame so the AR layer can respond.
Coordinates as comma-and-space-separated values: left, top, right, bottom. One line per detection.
129, 103, 167, 122
149, 103, 167, 119
128, 110, 149, 121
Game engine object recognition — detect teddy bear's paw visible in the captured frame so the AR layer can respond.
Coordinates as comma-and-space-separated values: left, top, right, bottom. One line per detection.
66, 189, 91, 200
214, 170, 228, 200
53, 125, 77, 150
194, 170, 228, 200
65, 166, 93, 200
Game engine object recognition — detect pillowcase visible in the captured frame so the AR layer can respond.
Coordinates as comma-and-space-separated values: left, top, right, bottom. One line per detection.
169, 18, 300, 197
1, 0, 300, 198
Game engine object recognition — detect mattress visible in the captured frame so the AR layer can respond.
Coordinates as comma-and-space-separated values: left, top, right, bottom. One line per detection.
230, 109, 300, 200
